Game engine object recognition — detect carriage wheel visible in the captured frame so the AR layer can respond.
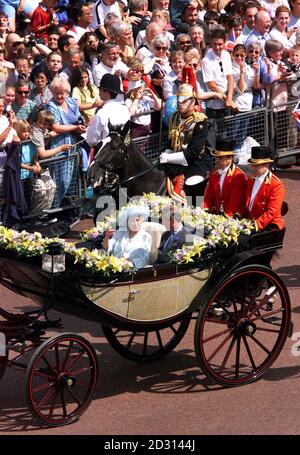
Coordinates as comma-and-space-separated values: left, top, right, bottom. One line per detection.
195, 265, 291, 387
102, 314, 191, 362
26, 333, 98, 427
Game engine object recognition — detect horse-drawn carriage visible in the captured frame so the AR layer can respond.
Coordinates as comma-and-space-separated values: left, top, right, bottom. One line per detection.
0, 214, 292, 427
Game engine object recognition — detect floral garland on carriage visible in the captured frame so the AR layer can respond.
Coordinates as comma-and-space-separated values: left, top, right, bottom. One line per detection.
0, 193, 255, 276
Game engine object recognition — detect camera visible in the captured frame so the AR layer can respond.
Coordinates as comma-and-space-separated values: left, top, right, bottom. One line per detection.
284, 62, 299, 73
246, 58, 254, 65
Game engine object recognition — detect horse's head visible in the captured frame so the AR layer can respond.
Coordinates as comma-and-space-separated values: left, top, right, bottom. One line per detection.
87, 122, 130, 192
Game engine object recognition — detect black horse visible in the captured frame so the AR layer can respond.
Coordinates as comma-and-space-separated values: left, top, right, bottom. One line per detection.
86, 125, 165, 218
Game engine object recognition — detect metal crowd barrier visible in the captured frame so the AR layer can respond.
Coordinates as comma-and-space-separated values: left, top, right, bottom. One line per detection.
23, 151, 82, 220
268, 78, 300, 166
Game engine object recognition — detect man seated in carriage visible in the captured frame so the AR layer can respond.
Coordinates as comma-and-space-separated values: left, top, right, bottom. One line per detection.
155, 205, 191, 264
203, 137, 247, 218
158, 82, 213, 205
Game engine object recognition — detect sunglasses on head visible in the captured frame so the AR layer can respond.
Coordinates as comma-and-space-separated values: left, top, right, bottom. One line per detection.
155, 46, 167, 51
17, 90, 29, 95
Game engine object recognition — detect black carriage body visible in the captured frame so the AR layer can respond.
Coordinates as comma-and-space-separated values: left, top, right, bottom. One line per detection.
0, 227, 286, 332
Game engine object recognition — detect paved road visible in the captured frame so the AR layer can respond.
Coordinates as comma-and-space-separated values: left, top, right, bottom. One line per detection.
0, 171, 299, 435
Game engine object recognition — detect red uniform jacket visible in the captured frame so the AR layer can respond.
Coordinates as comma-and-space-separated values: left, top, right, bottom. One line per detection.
244, 171, 285, 231
203, 163, 247, 217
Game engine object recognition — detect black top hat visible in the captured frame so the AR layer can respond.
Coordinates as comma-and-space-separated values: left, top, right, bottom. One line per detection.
211, 137, 236, 157
99, 73, 123, 95
248, 146, 273, 165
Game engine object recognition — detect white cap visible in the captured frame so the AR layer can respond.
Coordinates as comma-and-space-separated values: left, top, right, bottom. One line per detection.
127, 80, 145, 91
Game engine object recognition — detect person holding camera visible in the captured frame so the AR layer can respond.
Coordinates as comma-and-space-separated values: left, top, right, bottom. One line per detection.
125, 79, 162, 138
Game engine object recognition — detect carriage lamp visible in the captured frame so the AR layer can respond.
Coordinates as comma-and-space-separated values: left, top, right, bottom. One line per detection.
42, 242, 66, 274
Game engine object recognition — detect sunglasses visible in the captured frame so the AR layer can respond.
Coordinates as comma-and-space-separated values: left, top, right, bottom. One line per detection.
190, 63, 199, 68
179, 40, 191, 45
234, 54, 245, 57
133, 68, 143, 73
155, 46, 167, 51
12, 41, 23, 47
219, 61, 224, 73
248, 50, 260, 54
17, 90, 29, 95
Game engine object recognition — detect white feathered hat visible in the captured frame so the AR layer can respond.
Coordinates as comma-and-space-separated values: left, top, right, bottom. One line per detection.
118, 204, 150, 228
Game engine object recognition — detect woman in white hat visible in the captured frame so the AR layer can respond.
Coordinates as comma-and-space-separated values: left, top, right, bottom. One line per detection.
102, 205, 152, 269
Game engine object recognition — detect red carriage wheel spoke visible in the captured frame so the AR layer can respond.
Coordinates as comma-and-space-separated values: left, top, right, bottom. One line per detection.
64, 387, 82, 407
32, 380, 56, 394
246, 287, 278, 319
242, 335, 257, 370
48, 389, 58, 419
61, 340, 74, 371
41, 355, 57, 376
255, 326, 281, 334
249, 335, 271, 355
207, 330, 234, 362
251, 307, 283, 323
203, 327, 233, 344
55, 344, 60, 372
218, 334, 237, 375
65, 349, 84, 371
69, 366, 94, 377
235, 336, 241, 378
32, 369, 56, 381
35, 385, 56, 410
60, 389, 67, 417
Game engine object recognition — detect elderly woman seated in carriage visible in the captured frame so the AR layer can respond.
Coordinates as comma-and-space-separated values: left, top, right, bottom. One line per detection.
102, 205, 152, 269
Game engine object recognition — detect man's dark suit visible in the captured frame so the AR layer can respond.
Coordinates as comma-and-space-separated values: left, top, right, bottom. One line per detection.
155, 226, 189, 264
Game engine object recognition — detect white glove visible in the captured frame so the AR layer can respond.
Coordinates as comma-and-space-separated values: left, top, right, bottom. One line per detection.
160, 151, 188, 166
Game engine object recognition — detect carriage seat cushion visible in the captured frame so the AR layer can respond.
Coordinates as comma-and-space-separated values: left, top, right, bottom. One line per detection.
142, 222, 166, 265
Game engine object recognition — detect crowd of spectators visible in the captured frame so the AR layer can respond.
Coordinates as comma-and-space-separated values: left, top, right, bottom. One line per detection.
0, 0, 299, 226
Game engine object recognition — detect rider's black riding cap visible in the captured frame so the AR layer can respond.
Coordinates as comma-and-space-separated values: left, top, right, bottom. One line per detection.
99, 74, 123, 95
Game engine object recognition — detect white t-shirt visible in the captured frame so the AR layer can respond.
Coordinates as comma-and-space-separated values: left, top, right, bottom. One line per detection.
232, 62, 255, 112
269, 27, 293, 48
202, 48, 233, 109
125, 95, 155, 126
92, 0, 121, 28
92, 60, 129, 88
68, 25, 94, 42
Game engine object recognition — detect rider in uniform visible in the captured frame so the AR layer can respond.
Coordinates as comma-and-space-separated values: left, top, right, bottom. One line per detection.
203, 137, 247, 218
159, 83, 213, 204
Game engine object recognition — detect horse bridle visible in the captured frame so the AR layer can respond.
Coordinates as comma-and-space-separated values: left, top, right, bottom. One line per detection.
94, 141, 129, 193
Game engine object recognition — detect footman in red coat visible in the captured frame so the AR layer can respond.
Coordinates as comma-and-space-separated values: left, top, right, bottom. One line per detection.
244, 146, 285, 231
203, 137, 247, 217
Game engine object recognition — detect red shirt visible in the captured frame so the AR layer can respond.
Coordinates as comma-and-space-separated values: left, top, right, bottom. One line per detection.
31, 3, 53, 41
